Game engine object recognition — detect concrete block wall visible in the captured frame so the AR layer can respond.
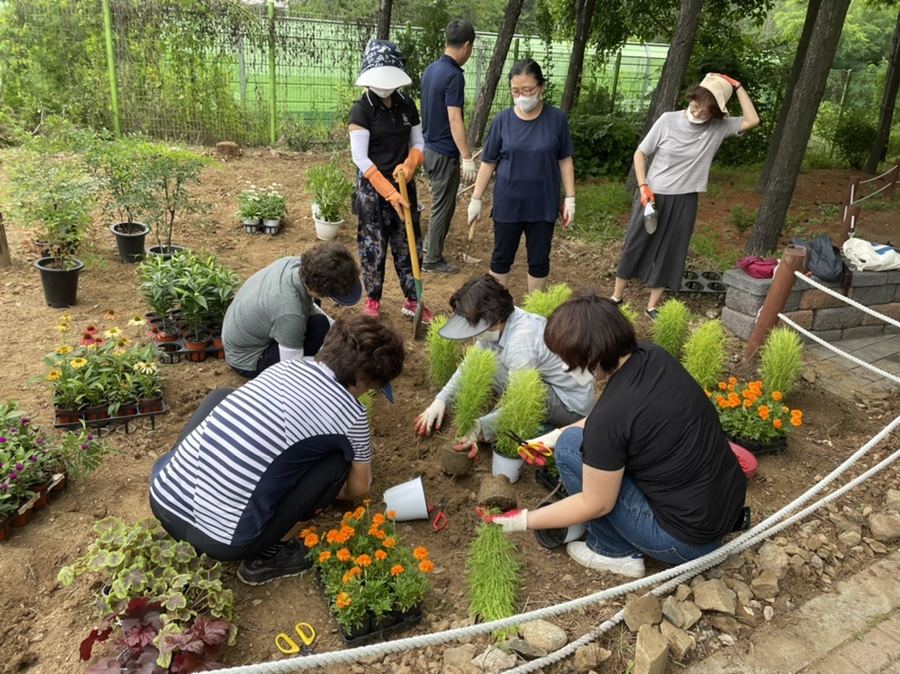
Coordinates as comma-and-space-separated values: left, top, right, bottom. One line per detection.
721, 269, 900, 342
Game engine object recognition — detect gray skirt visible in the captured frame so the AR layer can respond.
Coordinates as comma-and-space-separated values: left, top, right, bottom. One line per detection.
616, 192, 699, 290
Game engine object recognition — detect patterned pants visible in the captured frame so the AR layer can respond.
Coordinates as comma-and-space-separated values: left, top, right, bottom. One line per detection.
355, 175, 422, 302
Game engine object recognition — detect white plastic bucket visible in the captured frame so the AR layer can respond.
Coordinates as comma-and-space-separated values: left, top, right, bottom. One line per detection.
383, 476, 429, 521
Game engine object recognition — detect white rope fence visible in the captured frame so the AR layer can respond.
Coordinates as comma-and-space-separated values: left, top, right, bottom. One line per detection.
858, 164, 898, 185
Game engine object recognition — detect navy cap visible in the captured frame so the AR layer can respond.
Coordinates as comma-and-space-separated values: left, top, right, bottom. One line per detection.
328, 277, 363, 306
380, 380, 394, 404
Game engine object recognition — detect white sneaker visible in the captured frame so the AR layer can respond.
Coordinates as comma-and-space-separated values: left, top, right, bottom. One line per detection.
566, 542, 645, 578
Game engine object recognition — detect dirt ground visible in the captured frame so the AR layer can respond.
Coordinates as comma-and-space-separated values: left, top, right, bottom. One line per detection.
0, 149, 898, 674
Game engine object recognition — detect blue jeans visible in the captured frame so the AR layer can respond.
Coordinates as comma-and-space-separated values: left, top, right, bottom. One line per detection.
555, 427, 725, 565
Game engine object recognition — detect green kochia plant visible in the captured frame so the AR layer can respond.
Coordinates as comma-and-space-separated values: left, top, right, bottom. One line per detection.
681, 319, 728, 391
522, 283, 572, 318
652, 299, 691, 358
618, 301, 639, 330
452, 345, 498, 438
467, 516, 521, 640
426, 315, 463, 389
305, 154, 354, 223
492, 368, 548, 459
760, 327, 804, 397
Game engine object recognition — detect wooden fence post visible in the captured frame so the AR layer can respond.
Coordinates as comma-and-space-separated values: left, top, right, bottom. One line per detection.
744, 244, 808, 361
0, 213, 10, 269
886, 159, 900, 199
838, 203, 860, 245
841, 175, 861, 226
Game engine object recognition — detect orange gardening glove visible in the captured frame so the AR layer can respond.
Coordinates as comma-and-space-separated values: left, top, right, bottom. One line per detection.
392, 148, 424, 181
364, 165, 409, 217
711, 73, 741, 91
639, 184, 655, 207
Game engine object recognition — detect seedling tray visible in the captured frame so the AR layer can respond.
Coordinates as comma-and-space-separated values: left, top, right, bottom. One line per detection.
155, 336, 225, 364
54, 401, 168, 434
336, 606, 423, 646
668, 270, 727, 295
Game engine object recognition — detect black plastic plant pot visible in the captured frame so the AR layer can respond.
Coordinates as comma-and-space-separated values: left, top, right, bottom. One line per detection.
146, 244, 186, 261
110, 222, 151, 263
34, 257, 84, 308
533, 501, 585, 549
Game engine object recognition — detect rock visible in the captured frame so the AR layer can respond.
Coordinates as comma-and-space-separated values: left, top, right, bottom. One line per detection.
751, 570, 780, 599
215, 141, 241, 157
829, 512, 860, 533
706, 615, 740, 634
674, 584, 692, 602
633, 625, 668, 674
442, 645, 476, 670
719, 633, 736, 647
763, 605, 774, 621
520, 619, 568, 652
864, 537, 888, 554
573, 643, 611, 672
722, 577, 753, 606
471, 646, 516, 674
838, 530, 862, 547
680, 601, 703, 630
661, 596, 686, 628
757, 541, 790, 579
886, 489, 900, 511
659, 620, 695, 660
867, 512, 900, 542
504, 638, 547, 660
719, 554, 745, 571
693, 579, 736, 615
624, 594, 662, 632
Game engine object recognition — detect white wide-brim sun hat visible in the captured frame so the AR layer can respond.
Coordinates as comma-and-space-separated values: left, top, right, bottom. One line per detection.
355, 65, 412, 90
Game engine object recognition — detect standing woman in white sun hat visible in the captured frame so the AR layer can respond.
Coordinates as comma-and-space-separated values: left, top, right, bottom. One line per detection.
349, 39, 434, 324
611, 73, 759, 322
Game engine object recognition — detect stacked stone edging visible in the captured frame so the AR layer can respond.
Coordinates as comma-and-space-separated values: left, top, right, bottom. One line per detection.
721, 268, 900, 342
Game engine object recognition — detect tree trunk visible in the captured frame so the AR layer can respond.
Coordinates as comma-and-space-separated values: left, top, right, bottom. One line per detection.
560, 0, 597, 114
864, 9, 900, 174
757, 0, 822, 192
467, 0, 526, 148
625, 0, 706, 192
746, 0, 852, 255
375, 0, 392, 41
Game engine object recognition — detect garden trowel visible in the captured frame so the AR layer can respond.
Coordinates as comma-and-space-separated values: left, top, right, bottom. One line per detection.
397, 171, 424, 340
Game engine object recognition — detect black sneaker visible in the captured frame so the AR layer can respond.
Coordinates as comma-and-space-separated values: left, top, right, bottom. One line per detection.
237, 539, 313, 586
610, 296, 623, 305
422, 259, 460, 274
646, 308, 659, 321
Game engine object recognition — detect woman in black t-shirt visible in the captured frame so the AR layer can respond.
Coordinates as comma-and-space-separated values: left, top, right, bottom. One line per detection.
348, 40, 433, 323
482, 290, 746, 578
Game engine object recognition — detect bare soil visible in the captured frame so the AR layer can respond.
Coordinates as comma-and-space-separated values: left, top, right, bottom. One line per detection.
0, 150, 898, 674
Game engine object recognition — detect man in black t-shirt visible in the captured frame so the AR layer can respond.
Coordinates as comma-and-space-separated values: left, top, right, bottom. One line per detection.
482, 291, 746, 579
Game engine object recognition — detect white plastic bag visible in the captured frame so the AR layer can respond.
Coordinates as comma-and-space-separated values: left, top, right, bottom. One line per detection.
842, 237, 900, 272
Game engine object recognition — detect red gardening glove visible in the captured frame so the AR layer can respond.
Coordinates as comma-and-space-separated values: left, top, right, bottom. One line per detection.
711, 73, 741, 90
639, 184, 654, 207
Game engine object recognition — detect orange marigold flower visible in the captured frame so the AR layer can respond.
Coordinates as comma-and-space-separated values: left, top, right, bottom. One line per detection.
372, 513, 386, 526
791, 410, 803, 418
718, 382, 727, 390
390, 564, 405, 576
705, 390, 712, 398
772, 391, 783, 401
336, 592, 351, 609
343, 567, 361, 583
368, 526, 381, 537
356, 554, 373, 567
715, 395, 726, 407
326, 530, 341, 544
387, 510, 396, 519
372, 528, 386, 540
353, 506, 366, 520
791, 417, 803, 427
304, 533, 319, 548
773, 419, 783, 430
413, 546, 429, 561
337, 548, 352, 562
319, 551, 332, 563
383, 537, 397, 548
728, 377, 737, 385
300, 526, 317, 538
743, 399, 753, 408
375, 550, 387, 561
418, 560, 435, 573
758, 405, 770, 420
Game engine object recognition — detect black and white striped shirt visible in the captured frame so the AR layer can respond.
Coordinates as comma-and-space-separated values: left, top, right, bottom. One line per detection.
150, 360, 370, 545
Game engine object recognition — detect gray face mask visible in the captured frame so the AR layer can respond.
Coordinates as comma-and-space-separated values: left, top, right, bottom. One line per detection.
369, 87, 395, 99
477, 328, 501, 343
568, 367, 596, 386
686, 108, 707, 125
514, 93, 540, 113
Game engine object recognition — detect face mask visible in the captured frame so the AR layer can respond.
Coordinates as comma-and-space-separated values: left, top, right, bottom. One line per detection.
478, 329, 501, 343
686, 108, 707, 125
568, 367, 596, 386
369, 87, 395, 99
514, 93, 540, 113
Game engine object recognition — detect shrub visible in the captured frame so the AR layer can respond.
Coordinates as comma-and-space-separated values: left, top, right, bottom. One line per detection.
759, 327, 804, 397
567, 113, 643, 179
492, 369, 548, 458
452, 346, 498, 437
652, 299, 691, 358
728, 204, 755, 235
522, 283, 572, 319
834, 108, 878, 169
426, 315, 462, 389
619, 302, 639, 330
681, 319, 727, 391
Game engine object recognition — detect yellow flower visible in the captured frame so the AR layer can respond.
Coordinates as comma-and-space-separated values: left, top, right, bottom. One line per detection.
104, 327, 123, 339
47, 369, 62, 381
116, 337, 131, 348
70, 357, 88, 369
54, 345, 73, 355
133, 362, 158, 376
127, 315, 145, 327
55, 322, 70, 332
60, 313, 72, 322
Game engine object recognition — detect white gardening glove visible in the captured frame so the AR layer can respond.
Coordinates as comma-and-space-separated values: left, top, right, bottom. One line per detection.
414, 398, 447, 436
453, 420, 481, 459
461, 157, 478, 183
468, 198, 482, 225
526, 427, 563, 450
480, 508, 529, 533
562, 196, 575, 228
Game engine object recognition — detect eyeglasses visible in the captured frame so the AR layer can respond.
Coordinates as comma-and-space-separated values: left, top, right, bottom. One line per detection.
510, 85, 539, 97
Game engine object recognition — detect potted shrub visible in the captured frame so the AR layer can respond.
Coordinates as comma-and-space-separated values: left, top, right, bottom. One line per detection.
143, 143, 209, 258
138, 254, 179, 334
305, 155, 354, 240
4, 148, 97, 307
235, 183, 263, 233
258, 183, 287, 235
88, 135, 156, 263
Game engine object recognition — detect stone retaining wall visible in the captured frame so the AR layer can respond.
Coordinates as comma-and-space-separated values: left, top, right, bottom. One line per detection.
721, 268, 900, 341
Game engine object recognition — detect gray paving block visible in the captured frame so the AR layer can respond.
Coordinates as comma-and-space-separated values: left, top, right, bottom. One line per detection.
841, 325, 886, 341
846, 269, 890, 287
722, 268, 773, 296
805, 329, 843, 344
851, 284, 897, 305
814, 307, 863, 331
721, 306, 755, 341
725, 288, 765, 315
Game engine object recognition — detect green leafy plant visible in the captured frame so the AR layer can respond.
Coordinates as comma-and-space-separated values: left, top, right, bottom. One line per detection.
55, 423, 117, 480
712, 378, 803, 444
452, 345, 498, 438
138, 253, 180, 323
652, 299, 691, 359
728, 204, 756, 235
681, 319, 727, 391
833, 108, 878, 170
306, 503, 433, 633
235, 183, 263, 222
759, 326, 804, 397
257, 183, 287, 221
467, 516, 521, 639
492, 369, 548, 459
305, 155, 354, 223
143, 144, 210, 250
619, 302, 639, 330
426, 315, 462, 389
522, 283, 572, 319
87, 134, 158, 226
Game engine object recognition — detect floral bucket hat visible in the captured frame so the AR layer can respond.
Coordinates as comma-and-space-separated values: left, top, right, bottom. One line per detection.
355, 40, 412, 90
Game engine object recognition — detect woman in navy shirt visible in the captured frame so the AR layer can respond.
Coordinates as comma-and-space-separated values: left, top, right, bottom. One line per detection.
467, 60, 576, 293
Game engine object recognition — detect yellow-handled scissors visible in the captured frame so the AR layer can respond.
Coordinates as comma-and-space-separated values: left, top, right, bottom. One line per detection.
275, 622, 316, 655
